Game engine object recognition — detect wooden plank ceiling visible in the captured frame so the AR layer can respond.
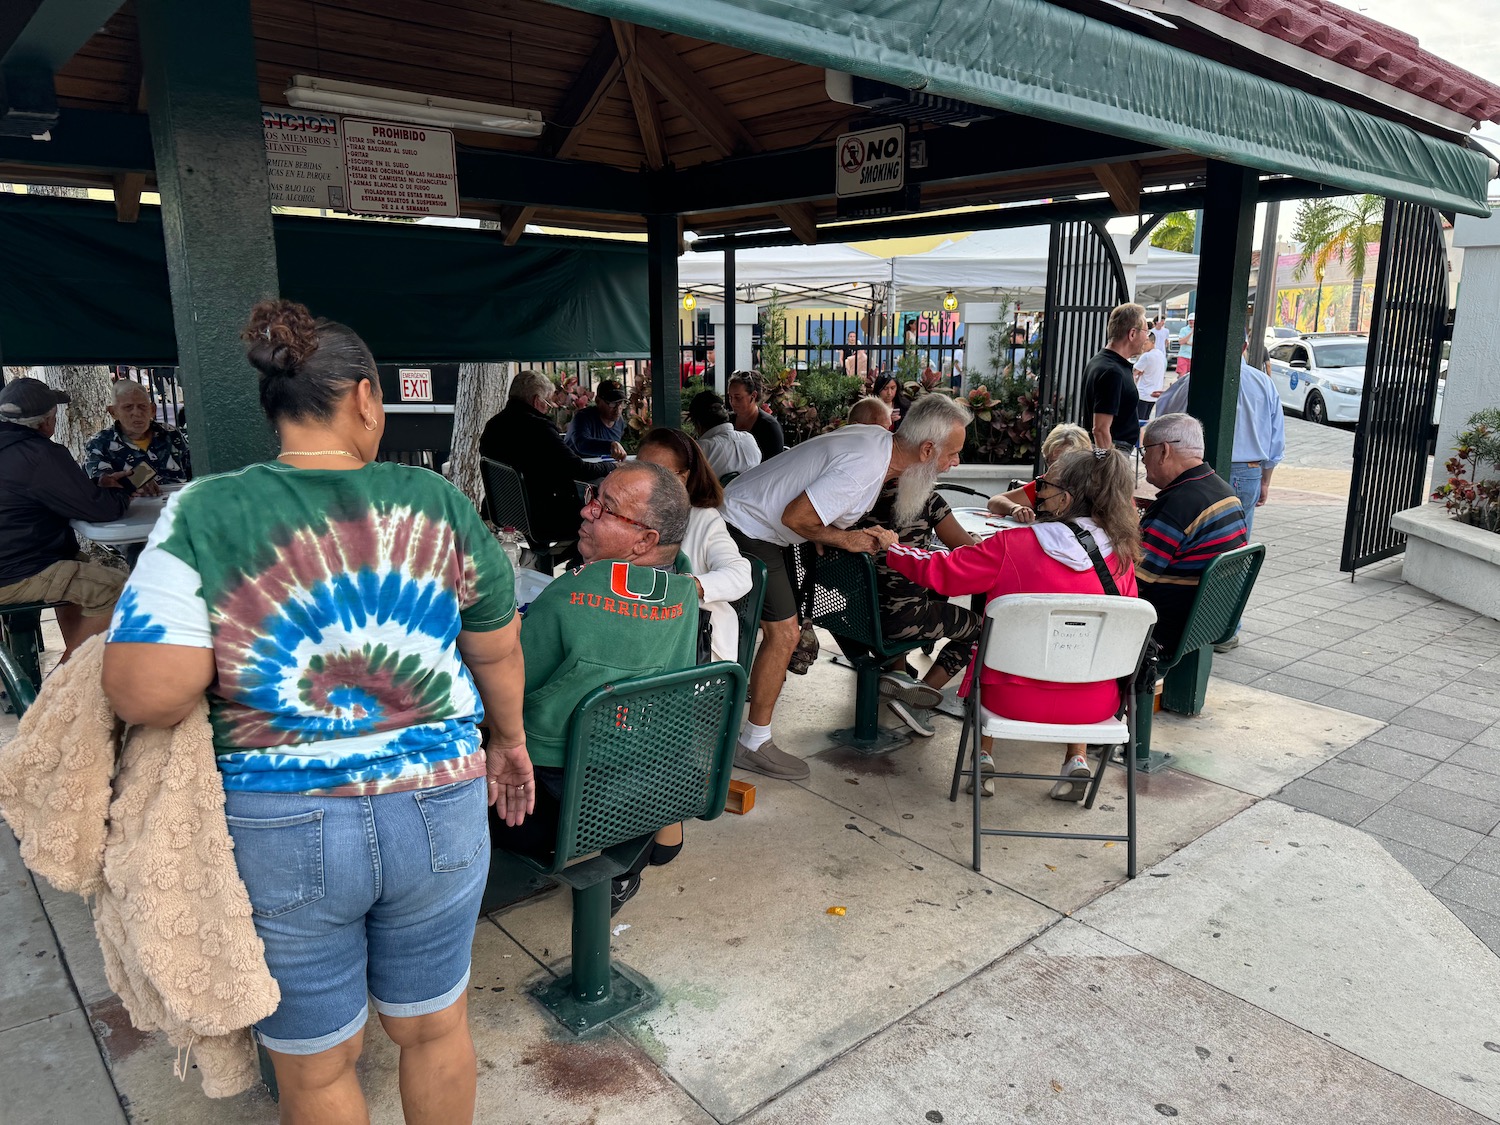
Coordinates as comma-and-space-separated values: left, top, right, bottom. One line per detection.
45, 0, 1212, 238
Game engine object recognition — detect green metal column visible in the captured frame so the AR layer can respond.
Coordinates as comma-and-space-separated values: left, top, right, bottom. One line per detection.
646, 213, 681, 428
1184, 161, 1257, 476
137, 0, 278, 474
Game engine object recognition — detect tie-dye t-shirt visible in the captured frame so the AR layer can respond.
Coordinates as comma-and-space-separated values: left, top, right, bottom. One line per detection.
106, 461, 515, 795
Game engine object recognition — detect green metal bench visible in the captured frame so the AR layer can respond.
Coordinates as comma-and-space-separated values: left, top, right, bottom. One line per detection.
794, 546, 924, 754
0, 602, 57, 690
505, 661, 746, 1034
0, 642, 37, 719
1133, 544, 1266, 770
729, 556, 767, 680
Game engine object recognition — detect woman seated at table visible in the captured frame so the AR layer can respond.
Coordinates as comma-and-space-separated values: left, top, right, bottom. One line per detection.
871, 374, 912, 428
634, 427, 752, 665
986, 422, 1092, 523
887, 448, 1141, 799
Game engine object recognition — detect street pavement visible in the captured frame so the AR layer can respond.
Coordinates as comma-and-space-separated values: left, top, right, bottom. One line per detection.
2, 413, 1498, 1123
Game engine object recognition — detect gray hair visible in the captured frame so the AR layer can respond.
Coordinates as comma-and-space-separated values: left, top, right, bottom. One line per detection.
1142, 412, 1205, 457
1040, 422, 1092, 462
619, 461, 690, 548
847, 397, 891, 426
14, 407, 54, 430
112, 380, 150, 403
509, 369, 553, 406
894, 393, 972, 452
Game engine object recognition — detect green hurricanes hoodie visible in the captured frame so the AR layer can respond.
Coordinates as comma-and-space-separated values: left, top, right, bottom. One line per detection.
519, 558, 700, 768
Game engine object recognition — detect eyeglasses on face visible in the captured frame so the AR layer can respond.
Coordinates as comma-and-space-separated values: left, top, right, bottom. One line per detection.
582, 484, 656, 534
1141, 440, 1180, 454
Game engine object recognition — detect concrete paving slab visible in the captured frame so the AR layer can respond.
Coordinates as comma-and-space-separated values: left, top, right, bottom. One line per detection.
1078, 800, 1500, 1119
1341, 740, 1440, 781
1362, 804, 1487, 861
0, 828, 82, 1030
33, 877, 113, 1008
1390, 783, 1500, 834
741, 920, 1487, 1125
1149, 681, 1381, 798
101, 922, 711, 1125
492, 781, 1058, 1123
1367, 834, 1458, 888
0, 1010, 126, 1125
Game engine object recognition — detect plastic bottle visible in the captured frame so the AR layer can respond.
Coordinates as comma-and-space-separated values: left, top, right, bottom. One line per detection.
499, 526, 522, 569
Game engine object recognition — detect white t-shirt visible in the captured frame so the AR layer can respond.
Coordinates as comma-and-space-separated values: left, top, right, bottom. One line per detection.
697, 422, 762, 478
1134, 348, 1167, 399
1153, 327, 1168, 356
720, 424, 893, 547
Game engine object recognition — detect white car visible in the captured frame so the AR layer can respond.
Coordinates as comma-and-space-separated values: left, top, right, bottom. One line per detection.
1266, 334, 1368, 425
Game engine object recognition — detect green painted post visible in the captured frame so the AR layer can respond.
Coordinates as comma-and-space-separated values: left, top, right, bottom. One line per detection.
1184, 161, 1256, 477
568, 879, 613, 1003
646, 213, 681, 429
136, 0, 279, 474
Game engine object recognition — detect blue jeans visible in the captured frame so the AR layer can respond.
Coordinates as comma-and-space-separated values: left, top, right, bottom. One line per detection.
224, 776, 489, 1054
1228, 462, 1263, 541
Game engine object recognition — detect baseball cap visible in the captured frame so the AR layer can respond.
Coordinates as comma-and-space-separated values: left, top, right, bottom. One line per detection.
596, 380, 627, 404
0, 377, 70, 423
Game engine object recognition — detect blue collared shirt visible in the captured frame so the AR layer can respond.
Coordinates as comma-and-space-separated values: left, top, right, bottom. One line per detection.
1154, 361, 1284, 467
564, 405, 626, 457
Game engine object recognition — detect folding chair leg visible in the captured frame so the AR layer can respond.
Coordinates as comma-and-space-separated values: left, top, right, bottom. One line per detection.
1126, 704, 1139, 878
971, 742, 983, 873
949, 714, 970, 802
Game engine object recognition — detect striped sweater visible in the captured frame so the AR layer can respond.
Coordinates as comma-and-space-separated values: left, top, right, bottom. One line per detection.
1136, 464, 1248, 656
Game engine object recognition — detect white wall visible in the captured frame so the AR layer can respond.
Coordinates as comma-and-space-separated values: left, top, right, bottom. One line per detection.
1431, 213, 1500, 497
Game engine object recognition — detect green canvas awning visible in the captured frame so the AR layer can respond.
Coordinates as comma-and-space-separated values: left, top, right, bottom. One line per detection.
556, 0, 1493, 217
0, 194, 650, 366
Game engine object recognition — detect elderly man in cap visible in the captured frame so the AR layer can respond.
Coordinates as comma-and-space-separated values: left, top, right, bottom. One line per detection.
565, 378, 629, 460
83, 379, 191, 489
0, 377, 140, 663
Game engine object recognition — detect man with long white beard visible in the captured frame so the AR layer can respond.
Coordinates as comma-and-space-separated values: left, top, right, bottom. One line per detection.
719, 393, 972, 780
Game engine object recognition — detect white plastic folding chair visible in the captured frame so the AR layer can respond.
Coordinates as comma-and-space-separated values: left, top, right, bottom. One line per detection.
951, 593, 1158, 877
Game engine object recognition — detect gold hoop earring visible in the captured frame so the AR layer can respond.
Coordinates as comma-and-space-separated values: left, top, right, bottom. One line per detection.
363, 414, 376, 431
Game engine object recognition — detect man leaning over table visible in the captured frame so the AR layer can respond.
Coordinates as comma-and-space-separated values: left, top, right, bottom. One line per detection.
0, 377, 137, 663
83, 379, 190, 489
719, 393, 972, 781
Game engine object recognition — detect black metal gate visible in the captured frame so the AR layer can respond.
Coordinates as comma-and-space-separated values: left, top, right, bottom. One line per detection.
1340, 199, 1449, 573
1035, 220, 1129, 472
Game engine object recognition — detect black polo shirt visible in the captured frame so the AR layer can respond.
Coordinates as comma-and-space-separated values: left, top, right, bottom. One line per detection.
1080, 348, 1140, 447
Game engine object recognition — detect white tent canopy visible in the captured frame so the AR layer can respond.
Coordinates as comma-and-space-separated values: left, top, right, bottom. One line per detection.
677, 243, 889, 308
679, 226, 1199, 312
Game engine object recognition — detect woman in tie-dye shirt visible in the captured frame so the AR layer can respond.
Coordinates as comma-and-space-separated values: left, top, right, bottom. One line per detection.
102, 300, 529, 1123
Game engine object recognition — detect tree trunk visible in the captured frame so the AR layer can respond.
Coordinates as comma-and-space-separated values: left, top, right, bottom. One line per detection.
450, 362, 512, 511
1349, 277, 1364, 334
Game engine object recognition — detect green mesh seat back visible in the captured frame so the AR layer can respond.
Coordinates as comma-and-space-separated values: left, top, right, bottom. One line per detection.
729, 556, 768, 677
1172, 545, 1266, 659
479, 457, 534, 540
786, 546, 881, 650
558, 663, 744, 864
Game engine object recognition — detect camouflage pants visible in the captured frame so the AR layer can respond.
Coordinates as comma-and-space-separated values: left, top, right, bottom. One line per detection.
881, 593, 982, 677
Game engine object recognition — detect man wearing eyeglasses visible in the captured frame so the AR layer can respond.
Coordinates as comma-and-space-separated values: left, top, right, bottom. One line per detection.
1135, 413, 1248, 656
1080, 303, 1147, 452
497, 461, 700, 914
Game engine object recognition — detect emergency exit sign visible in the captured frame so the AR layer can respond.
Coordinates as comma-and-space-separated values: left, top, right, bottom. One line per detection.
399, 368, 433, 402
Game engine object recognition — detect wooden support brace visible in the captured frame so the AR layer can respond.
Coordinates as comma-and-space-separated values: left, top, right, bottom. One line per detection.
1092, 161, 1142, 215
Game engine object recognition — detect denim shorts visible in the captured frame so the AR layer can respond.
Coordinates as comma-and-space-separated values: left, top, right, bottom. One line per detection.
224, 777, 490, 1055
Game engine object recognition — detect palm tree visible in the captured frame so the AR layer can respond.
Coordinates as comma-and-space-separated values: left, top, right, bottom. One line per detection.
1149, 211, 1196, 253
1292, 195, 1384, 332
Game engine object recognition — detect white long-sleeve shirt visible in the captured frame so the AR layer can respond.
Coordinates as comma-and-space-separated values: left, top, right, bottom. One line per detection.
697, 422, 762, 479
681, 504, 753, 664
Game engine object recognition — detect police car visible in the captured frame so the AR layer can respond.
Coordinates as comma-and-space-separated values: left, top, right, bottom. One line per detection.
1266, 333, 1368, 425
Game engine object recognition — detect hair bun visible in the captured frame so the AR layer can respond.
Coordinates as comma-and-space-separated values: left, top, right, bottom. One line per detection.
242, 299, 320, 378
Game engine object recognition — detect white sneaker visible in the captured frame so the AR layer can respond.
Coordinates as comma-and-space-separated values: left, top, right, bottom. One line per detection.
964, 751, 995, 796
1049, 754, 1092, 802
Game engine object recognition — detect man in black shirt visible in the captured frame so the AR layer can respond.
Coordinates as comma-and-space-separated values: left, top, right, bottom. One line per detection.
1080, 303, 1149, 451
727, 370, 785, 461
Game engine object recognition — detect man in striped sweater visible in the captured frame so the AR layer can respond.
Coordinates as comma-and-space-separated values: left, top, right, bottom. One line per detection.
1136, 413, 1248, 655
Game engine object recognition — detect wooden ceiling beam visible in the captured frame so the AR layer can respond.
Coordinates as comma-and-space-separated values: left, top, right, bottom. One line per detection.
1092, 160, 1142, 214
611, 20, 666, 169
501, 27, 623, 243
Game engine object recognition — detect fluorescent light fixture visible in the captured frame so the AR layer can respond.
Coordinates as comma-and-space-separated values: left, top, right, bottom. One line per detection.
284, 75, 544, 137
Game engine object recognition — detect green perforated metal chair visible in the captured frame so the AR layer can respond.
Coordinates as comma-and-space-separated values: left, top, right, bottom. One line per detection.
511, 661, 746, 1034
793, 545, 924, 753
0, 602, 57, 690
0, 642, 36, 718
729, 556, 767, 680
1134, 544, 1265, 768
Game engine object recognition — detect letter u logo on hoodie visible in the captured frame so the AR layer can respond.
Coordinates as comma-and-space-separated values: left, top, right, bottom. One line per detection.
609, 561, 669, 604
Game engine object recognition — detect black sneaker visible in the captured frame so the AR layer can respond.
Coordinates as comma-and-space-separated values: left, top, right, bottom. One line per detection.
610, 872, 641, 917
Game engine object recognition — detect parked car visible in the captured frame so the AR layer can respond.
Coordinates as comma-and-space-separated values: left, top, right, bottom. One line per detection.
1266, 334, 1368, 425
1264, 325, 1299, 351
1163, 317, 1188, 360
